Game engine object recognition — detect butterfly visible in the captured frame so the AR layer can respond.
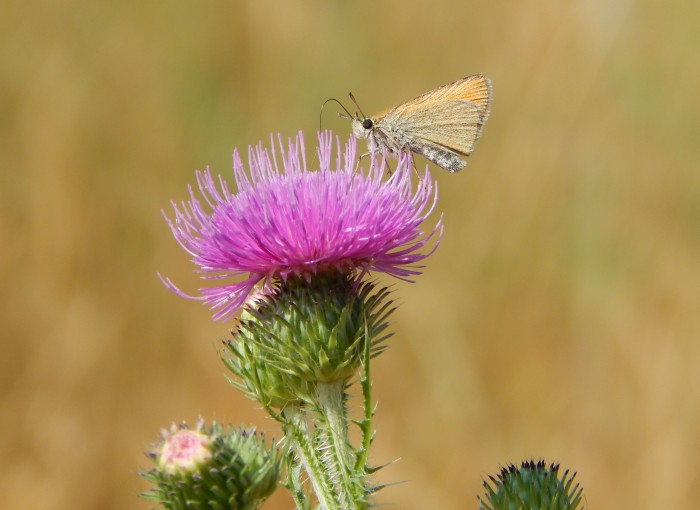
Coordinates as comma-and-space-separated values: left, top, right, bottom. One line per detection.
332, 74, 492, 172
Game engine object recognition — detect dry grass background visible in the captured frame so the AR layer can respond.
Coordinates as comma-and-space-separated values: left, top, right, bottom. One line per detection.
2, 0, 699, 508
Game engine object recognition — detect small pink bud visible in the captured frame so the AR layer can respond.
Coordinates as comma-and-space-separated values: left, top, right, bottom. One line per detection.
158, 428, 212, 475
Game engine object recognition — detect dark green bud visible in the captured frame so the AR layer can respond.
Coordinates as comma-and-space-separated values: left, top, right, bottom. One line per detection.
478, 460, 585, 510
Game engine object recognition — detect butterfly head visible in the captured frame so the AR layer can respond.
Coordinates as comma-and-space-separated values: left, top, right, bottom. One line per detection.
346, 91, 377, 141
351, 116, 375, 140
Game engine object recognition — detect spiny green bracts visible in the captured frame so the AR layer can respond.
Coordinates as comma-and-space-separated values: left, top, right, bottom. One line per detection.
140, 421, 280, 510
223, 271, 393, 409
478, 460, 585, 510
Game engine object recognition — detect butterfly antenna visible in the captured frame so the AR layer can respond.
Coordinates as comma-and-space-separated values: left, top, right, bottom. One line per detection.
348, 92, 368, 120
320, 98, 354, 131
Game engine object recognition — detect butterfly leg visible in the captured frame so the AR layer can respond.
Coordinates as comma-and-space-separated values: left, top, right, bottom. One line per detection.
410, 153, 421, 178
355, 151, 370, 172
355, 149, 388, 173
383, 159, 393, 176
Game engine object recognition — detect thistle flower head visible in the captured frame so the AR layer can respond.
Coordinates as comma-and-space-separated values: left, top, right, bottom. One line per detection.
161, 131, 441, 320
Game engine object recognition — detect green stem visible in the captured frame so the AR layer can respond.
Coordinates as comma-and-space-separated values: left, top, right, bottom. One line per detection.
283, 406, 338, 510
355, 321, 374, 473
315, 381, 366, 509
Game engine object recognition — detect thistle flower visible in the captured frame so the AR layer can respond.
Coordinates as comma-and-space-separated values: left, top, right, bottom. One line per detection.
161, 131, 441, 321
140, 421, 280, 510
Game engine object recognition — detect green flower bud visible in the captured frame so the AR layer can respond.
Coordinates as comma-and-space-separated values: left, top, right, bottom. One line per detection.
478, 460, 584, 510
223, 271, 393, 408
140, 421, 280, 510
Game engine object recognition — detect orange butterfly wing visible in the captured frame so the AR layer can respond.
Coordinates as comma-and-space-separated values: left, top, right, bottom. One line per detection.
381, 74, 492, 156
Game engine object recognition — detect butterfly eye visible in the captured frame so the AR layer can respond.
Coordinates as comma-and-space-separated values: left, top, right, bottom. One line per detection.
362, 119, 373, 130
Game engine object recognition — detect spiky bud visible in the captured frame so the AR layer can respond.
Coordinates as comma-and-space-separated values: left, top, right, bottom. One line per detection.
478, 460, 585, 510
223, 271, 393, 409
140, 421, 280, 510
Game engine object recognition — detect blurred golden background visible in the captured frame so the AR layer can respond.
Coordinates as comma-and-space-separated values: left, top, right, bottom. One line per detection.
2, 0, 699, 508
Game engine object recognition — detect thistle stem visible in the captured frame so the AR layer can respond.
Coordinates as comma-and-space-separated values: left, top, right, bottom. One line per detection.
315, 381, 367, 509
283, 406, 338, 510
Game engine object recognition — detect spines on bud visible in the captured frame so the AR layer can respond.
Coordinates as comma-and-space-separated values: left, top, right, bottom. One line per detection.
478, 460, 585, 510
140, 421, 280, 510
223, 271, 394, 409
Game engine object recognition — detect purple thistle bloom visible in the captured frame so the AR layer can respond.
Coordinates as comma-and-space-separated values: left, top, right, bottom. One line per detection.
161, 131, 442, 321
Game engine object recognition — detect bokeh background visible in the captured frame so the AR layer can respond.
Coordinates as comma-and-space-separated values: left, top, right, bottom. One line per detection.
2, 0, 699, 508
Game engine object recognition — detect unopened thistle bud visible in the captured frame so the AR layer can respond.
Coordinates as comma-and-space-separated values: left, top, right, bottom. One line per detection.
140, 421, 280, 510
478, 460, 585, 510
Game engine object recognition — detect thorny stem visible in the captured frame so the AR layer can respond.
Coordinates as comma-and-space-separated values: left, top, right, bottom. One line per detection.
283, 406, 338, 510
316, 381, 366, 509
